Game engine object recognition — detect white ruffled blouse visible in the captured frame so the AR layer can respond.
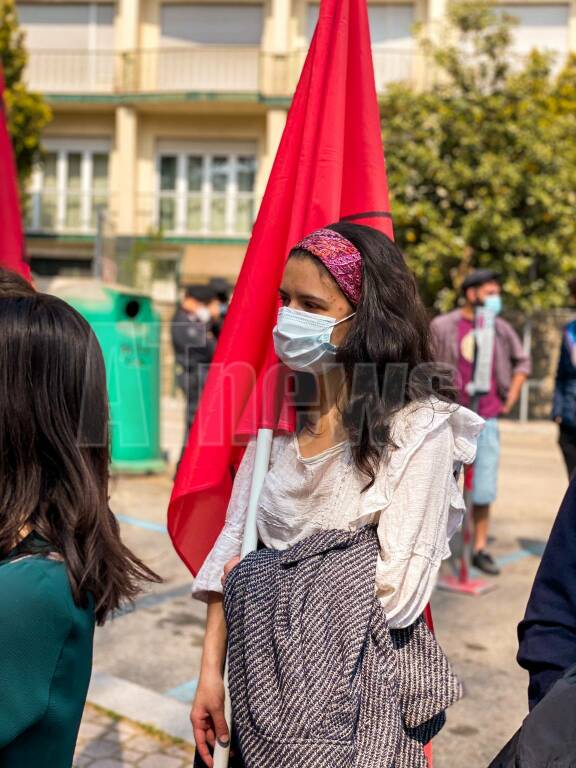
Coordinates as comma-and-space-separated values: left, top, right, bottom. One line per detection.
191, 397, 484, 629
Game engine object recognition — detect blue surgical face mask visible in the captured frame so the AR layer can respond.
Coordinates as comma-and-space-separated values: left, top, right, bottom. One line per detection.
272, 306, 355, 373
483, 294, 502, 316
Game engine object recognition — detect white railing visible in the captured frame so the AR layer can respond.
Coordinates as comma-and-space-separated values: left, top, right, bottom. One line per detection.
139, 46, 261, 93
135, 193, 255, 239
26, 191, 111, 235
25, 49, 116, 94
24, 46, 426, 95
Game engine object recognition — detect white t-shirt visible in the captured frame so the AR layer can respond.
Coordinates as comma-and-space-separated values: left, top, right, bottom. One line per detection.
191, 397, 484, 629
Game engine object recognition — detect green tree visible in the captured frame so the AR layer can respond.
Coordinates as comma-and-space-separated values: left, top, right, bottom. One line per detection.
0, 0, 51, 189
382, 0, 576, 312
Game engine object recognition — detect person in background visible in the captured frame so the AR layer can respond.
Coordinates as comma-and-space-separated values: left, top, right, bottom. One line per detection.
190, 223, 481, 766
209, 277, 231, 339
552, 277, 576, 478
0, 293, 159, 767
517, 476, 576, 709
431, 269, 531, 575
171, 284, 221, 464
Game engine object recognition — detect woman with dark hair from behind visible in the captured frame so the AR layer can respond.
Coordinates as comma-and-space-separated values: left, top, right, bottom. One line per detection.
0, 292, 160, 767
190, 223, 484, 767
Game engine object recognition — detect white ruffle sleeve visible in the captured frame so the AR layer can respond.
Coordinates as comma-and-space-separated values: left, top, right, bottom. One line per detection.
358, 400, 484, 629
191, 439, 256, 602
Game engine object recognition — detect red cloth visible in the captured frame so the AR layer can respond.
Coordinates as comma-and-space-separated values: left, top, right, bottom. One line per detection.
168, 0, 392, 576
0, 67, 30, 279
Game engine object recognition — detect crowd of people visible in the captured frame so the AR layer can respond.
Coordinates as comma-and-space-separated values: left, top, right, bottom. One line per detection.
2, 223, 576, 766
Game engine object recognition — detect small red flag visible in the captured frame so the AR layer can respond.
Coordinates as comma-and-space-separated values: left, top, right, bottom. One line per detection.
168, 0, 392, 576
0, 67, 30, 280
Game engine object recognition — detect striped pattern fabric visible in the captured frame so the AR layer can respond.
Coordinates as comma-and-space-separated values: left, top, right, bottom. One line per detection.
224, 525, 462, 767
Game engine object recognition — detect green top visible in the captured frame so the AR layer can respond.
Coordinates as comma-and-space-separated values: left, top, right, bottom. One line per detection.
0, 537, 95, 767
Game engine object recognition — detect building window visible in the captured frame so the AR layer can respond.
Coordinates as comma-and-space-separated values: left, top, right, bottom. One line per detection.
27, 141, 110, 234
157, 148, 257, 236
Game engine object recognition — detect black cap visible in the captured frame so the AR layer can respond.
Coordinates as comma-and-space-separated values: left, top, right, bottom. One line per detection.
209, 277, 231, 293
184, 283, 217, 302
461, 269, 500, 293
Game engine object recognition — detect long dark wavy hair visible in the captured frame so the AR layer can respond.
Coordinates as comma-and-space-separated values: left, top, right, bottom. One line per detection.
290, 221, 455, 488
0, 293, 160, 623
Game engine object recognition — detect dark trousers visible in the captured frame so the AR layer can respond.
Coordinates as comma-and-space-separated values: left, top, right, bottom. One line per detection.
176, 370, 200, 469
559, 425, 576, 479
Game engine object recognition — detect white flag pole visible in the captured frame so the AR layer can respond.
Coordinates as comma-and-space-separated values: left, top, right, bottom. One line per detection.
212, 427, 274, 768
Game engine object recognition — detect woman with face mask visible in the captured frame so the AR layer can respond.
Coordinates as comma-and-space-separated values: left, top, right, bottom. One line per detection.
190, 223, 484, 767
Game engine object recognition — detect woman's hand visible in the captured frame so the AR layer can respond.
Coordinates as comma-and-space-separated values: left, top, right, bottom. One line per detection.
221, 556, 241, 588
190, 670, 230, 767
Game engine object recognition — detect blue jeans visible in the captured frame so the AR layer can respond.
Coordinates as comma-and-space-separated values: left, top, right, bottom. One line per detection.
473, 418, 500, 506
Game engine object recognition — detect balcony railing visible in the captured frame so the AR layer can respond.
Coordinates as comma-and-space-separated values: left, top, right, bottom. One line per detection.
26, 191, 112, 235
134, 193, 256, 238
25, 191, 256, 239
25, 49, 116, 94
24, 46, 426, 96
138, 46, 261, 93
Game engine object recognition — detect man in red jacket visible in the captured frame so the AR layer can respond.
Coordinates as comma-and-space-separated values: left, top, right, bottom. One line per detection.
431, 270, 531, 575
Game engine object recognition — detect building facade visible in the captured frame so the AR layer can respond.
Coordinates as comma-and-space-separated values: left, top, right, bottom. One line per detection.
17, 0, 576, 290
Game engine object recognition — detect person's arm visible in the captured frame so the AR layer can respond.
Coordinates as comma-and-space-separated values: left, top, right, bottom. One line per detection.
0, 562, 71, 746
517, 478, 576, 709
501, 371, 528, 415
191, 597, 230, 766
552, 332, 571, 423
501, 322, 531, 414
189, 440, 258, 763
374, 421, 466, 629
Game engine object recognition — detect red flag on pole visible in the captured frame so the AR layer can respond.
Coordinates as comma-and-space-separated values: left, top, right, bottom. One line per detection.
0, 66, 30, 279
168, 0, 392, 576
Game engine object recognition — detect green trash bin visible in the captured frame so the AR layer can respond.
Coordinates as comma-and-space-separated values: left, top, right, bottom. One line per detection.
53, 280, 165, 474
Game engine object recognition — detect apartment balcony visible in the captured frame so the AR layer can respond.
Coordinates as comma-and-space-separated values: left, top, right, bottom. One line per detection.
24, 46, 425, 97
25, 191, 257, 240
25, 190, 112, 236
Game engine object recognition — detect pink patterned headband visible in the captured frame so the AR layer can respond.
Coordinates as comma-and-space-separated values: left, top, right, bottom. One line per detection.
293, 228, 363, 305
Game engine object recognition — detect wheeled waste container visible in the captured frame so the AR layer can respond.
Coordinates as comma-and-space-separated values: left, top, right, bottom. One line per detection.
52, 279, 165, 474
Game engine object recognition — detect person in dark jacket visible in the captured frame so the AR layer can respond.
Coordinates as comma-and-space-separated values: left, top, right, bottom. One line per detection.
488, 662, 576, 767
517, 477, 576, 710
552, 278, 576, 478
171, 284, 220, 463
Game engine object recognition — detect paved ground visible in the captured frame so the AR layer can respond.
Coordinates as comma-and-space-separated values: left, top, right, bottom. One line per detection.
79, 402, 569, 767
74, 705, 195, 767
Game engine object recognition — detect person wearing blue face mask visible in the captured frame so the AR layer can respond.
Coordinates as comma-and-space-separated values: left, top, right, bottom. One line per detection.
431, 269, 531, 575
189, 224, 483, 767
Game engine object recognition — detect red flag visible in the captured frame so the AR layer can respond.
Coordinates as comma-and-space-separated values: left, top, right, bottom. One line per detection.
0, 67, 30, 279
168, 0, 392, 575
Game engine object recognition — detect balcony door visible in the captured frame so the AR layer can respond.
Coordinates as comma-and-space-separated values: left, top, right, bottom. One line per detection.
27, 140, 110, 235
499, 4, 570, 60
156, 142, 257, 237
307, 3, 416, 88
18, 3, 115, 93
155, 4, 264, 92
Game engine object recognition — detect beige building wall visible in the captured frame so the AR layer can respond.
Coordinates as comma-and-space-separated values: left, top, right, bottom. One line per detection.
133, 111, 267, 234
24, 0, 576, 282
